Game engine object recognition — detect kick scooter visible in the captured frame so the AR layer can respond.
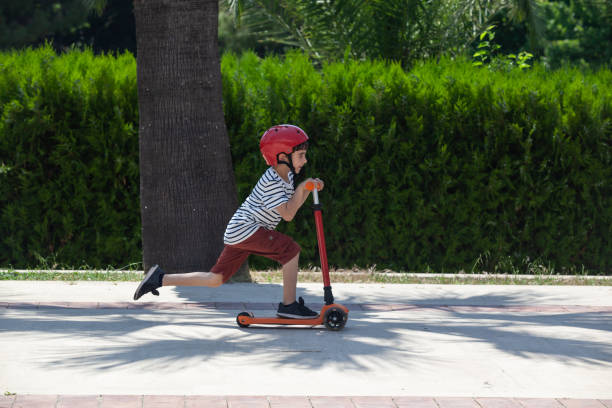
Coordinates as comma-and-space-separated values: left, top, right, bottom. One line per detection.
236, 181, 349, 330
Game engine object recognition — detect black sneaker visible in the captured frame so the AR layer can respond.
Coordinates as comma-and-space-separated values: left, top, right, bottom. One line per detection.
277, 297, 319, 319
133, 265, 165, 300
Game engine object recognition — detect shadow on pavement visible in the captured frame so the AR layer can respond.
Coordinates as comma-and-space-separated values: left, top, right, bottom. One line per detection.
1, 292, 611, 374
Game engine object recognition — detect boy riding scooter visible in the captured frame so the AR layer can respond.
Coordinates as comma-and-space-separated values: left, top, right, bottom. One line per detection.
134, 124, 323, 319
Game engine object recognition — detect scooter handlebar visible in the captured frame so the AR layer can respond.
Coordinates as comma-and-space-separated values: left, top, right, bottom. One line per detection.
305, 180, 323, 191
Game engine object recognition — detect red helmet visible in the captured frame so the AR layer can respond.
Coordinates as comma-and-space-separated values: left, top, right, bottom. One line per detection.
259, 124, 309, 166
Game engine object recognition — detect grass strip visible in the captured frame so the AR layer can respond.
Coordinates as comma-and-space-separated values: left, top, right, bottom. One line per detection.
1, 269, 610, 285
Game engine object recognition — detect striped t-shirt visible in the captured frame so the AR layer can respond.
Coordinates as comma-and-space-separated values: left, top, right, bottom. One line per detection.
223, 167, 294, 245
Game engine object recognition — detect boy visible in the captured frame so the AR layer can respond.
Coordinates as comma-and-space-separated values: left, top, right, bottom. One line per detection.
133, 124, 323, 319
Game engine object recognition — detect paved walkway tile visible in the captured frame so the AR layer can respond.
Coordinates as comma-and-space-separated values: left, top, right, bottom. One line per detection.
351, 396, 396, 408
244, 303, 276, 311
222, 302, 248, 311
3, 395, 612, 407
227, 396, 270, 408
436, 397, 481, 408
267, 396, 311, 408
268, 397, 311, 408
0, 396, 15, 408
310, 396, 354, 408
558, 399, 606, 408
393, 396, 438, 408
183, 302, 216, 310
515, 398, 564, 407
56, 395, 99, 408
143, 395, 184, 408
185, 396, 227, 408
6, 301, 612, 313
476, 397, 523, 407
11, 395, 58, 408
99, 395, 141, 408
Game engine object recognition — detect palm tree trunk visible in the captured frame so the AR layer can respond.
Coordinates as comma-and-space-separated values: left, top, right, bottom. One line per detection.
134, 0, 245, 275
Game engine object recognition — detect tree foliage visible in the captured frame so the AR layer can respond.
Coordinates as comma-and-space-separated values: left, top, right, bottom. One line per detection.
2, 0, 610, 68
0, 0, 135, 54
221, 0, 549, 66
0, 0, 90, 49
541, 0, 612, 67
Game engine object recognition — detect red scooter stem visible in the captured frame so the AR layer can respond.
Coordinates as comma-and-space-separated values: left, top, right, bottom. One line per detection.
313, 210, 331, 287
306, 181, 334, 304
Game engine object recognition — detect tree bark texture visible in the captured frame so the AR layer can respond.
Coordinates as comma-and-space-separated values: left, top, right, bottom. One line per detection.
134, 0, 241, 274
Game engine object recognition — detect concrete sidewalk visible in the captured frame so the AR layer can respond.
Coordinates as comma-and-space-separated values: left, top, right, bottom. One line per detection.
3, 280, 612, 305
2, 394, 612, 407
1, 281, 611, 402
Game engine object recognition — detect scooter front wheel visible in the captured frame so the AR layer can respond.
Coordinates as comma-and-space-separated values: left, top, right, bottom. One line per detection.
324, 307, 348, 331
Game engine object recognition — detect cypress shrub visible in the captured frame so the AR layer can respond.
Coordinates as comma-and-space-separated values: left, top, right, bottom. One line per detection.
0, 46, 140, 268
1, 47, 610, 273
221, 52, 611, 273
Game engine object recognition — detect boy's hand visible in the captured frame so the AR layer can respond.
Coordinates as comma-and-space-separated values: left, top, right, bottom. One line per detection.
275, 178, 324, 222
301, 178, 324, 191
276, 178, 325, 222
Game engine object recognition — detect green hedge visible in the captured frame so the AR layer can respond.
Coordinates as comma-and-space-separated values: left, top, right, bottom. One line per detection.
0, 46, 140, 268
222, 52, 612, 273
1, 47, 610, 273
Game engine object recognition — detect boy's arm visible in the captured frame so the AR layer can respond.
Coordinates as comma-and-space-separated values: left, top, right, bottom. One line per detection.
275, 178, 324, 222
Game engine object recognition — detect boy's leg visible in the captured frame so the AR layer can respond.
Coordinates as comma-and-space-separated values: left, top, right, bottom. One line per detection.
242, 229, 317, 318
133, 245, 248, 300
281, 253, 300, 305
162, 272, 223, 287
134, 267, 222, 300
239, 229, 301, 305
277, 251, 318, 318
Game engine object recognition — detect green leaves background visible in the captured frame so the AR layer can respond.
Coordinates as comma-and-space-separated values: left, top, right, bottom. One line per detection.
1, 47, 610, 273
0, 47, 139, 268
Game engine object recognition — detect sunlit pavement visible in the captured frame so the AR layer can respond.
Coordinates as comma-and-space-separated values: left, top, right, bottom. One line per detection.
1, 281, 611, 406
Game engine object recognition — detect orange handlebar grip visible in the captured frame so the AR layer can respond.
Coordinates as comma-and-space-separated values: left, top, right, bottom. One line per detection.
305, 181, 321, 191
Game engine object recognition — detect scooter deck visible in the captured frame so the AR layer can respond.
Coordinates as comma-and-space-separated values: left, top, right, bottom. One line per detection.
240, 316, 323, 326
237, 303, 349, 329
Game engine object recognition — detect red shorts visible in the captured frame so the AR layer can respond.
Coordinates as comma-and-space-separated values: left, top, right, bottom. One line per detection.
211, 228, 300, 283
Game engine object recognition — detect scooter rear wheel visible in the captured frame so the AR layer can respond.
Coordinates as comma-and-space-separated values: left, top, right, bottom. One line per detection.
236, 312, 253, 328
324, 307, 347, 331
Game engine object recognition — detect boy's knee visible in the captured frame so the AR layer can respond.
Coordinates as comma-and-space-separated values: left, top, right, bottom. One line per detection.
289, 240, 301, 259
210, 272, 224, 287
282, 244, 300, 266
287, 239, 300, 257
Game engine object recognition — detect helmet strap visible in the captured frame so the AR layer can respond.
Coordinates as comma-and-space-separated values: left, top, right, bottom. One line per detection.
276, 152, 300, 189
